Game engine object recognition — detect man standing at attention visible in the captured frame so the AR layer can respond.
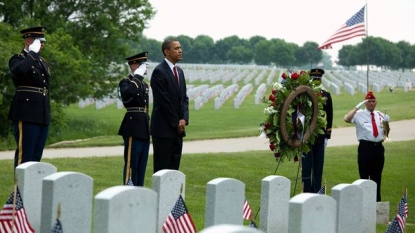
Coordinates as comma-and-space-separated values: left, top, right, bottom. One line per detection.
118, 52, 150, 186
150, 39, 189, 173
302, 68, 333, 193
8, 26, 51, 168
344, 91, 390, 201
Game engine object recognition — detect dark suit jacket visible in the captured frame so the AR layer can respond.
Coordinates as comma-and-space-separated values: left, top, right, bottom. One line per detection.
118, 74, 150, 140
150, 60, 189, 138
8, 49, 51, 125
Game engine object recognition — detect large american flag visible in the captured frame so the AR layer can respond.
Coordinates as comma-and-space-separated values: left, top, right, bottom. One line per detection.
0, 187, 34, 233
162, 195, 196, 233
243, 199, 252, 220
318, 6, 366, 49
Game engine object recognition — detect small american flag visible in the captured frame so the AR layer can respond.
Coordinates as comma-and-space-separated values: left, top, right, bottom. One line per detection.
386, 190, 409, 233
243, 199, 252, 220
318, 6, 366, 49
162, 195, 196, 233
51, 218, 63, 233
317, 186, 326, 195
126, 177, 134, 186
0, 187, 34, 233
385, 216, 403, 233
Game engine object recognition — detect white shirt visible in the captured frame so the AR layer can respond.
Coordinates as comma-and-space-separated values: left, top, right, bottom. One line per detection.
351, 109, 385, 142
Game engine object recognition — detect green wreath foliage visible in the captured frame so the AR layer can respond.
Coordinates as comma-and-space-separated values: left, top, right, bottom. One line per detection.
260, 70, 327, 162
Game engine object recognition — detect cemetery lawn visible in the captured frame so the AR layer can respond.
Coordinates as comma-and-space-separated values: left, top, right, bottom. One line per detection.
0, 141, 413, 232
42, 88, 415, 149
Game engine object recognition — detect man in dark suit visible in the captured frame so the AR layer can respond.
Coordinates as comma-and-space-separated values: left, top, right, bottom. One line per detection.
118, 52, 150, 186
150, 39, 189, 173
8, 26, 51, 168
302, 68, 333, 193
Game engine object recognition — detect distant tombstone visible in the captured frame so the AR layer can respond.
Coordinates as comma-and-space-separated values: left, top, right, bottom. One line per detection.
200, 224, 265, 233
289, 193, 336, 233
16, 162, 57, 233
152, 169, 186, 233
94, 186, 158, 233
40, 172, 93, 233
352, 179, 377, 233
332, 184, 363, 233
260, 175, 290, 233
205, 178, 245, 228
376, 202, 390, 225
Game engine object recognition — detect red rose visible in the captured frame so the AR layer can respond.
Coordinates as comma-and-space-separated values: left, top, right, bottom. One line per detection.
268, 94, 275, 101
274, 152, 280, 158
272, 89, 277, 94
291, 72, 299, 80
294, 155, 299, 162
264, 122, 270, 129
281, 73, 287, 79
269, 144, 275, 151
300, 71, 307, 75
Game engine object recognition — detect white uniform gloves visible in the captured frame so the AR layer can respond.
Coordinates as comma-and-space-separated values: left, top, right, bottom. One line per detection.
324, 138, 328, 148
134, 63, 147, 76
383, 115, 390, 122
29, 39, 41, 53
355, 100, 368, 109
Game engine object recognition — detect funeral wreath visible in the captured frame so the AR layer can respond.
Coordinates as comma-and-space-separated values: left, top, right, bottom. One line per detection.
259, 70, 327, 162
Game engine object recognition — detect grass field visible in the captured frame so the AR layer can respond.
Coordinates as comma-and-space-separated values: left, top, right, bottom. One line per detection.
0, 141, 413, 232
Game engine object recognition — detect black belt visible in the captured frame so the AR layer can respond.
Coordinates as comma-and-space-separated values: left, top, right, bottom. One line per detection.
126, 107, 147, 113
17, 86, 48, 96
360, 140, 382, 146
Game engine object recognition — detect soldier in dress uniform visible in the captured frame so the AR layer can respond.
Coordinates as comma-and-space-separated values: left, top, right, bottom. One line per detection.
118, 52, 150, 186
301, 68, 333, 193
8, 26, 51, 168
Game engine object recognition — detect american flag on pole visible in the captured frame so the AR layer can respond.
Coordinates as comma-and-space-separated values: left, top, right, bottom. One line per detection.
317, 186, 326, 195
0, 187, 34, 233
51, 218, 63, 233
162, 195, 196, 233
318, 6, 366, 49
243, 199, 252, 220
126, 177, 134, 186
385, 216, 403, 233
385, 189, 409, 233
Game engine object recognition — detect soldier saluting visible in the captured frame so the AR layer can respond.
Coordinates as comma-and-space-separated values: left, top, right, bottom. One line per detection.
8, 26, 51, 168
118, 52, 150, 186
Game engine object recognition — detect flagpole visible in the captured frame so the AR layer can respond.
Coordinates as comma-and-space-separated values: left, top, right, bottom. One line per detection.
11, 178, 18, 233
365, 2, 369, 91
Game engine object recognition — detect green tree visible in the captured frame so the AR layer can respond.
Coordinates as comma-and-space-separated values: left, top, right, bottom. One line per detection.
227, 45, 253, 64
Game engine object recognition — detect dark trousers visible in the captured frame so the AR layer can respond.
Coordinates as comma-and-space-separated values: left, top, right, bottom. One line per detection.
123, 137, 150, 186
13, 121, 49, 168
152, 136, 183, 173
358, 141, 385, 202
302, 142, 325, 193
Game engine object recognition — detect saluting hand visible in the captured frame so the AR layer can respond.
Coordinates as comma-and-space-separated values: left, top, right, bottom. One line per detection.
134, 63, 147, 76
29, 39, 41, 53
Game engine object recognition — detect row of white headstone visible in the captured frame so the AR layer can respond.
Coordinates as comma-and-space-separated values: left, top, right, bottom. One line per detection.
14, 161, 384, 233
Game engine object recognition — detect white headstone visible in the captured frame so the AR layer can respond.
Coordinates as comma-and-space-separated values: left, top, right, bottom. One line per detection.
40, 172, 93, 233
332, 183, 363, 233
16, 162, 57, 232
94, 186, 157, 233
352, 179, 377, 233
200, 224, 265, 233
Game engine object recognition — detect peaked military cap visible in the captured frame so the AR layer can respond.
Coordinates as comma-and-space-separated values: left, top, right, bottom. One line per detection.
20, 26, 47, 42
309, 68, 325, 78
125, 52, 148, 65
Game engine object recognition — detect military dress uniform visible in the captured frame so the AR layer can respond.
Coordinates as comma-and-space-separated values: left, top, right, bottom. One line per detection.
302, 68, 333, 193
8, 27, 51, 168
118, 52, 150, 186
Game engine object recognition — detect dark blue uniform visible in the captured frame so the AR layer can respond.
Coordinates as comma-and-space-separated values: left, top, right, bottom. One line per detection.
8, 49, 51, 168
118, 73, 150, 186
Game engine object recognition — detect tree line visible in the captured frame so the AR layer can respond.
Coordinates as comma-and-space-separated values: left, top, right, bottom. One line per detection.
0, 0, 414, 144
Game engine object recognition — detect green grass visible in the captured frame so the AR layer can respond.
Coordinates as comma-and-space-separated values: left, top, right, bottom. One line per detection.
0, 141, 413, 232
43, 87, 415, 148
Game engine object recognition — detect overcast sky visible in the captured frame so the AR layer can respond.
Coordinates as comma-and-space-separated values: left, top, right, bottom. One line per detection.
143, 0, 415, 61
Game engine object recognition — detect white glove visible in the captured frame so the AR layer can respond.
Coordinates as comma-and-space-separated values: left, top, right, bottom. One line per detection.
355, 100, 368, 109
134, 63, 147, 76
383, 114, 390, 122
29, 39, 41, 53
324, 138, 328, 148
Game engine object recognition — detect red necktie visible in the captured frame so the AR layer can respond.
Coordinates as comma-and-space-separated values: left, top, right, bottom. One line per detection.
371, 112, 379, 137
173, 66, 179, 85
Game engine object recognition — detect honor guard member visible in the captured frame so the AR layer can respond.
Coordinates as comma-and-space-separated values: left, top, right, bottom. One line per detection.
118, 52, 150, 186
8, 26, 51, 168
301, 68, 333, 193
